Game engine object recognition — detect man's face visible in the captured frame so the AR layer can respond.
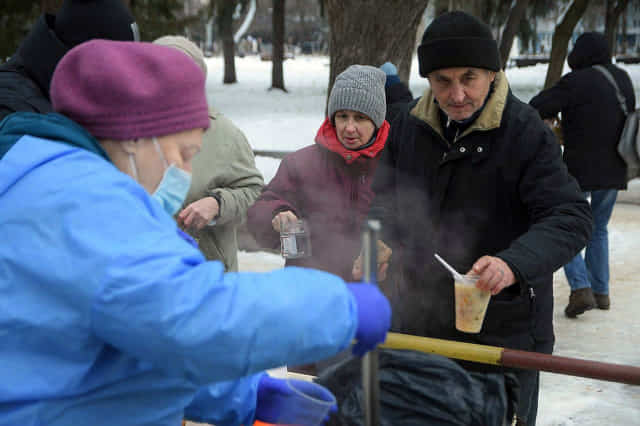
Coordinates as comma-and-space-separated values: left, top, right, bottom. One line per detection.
427, 67, 496, 121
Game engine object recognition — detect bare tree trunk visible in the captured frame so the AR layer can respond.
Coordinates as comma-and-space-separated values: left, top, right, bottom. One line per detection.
218, 1, 237, 84
271, 0, 287, 91
605, 0, 629, 56
499, 0, 529, 68
543, 0, 590, 89
326, 0, 428, 107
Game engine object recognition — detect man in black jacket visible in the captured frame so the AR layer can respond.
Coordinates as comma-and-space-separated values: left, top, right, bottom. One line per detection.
370, 12, 592, 426
530, 32, 635, 318
0, 0, 139, 122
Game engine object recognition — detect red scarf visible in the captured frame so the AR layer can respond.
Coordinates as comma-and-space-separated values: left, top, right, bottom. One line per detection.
314, 118, 389, 165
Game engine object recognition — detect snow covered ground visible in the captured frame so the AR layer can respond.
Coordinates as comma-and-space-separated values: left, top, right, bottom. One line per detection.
193, 55, 640, 425
535, 203, 640, 426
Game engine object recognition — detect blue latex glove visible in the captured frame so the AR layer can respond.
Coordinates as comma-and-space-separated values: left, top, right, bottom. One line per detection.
346, 283, 391, 357
379, 61, 398, 76
255, 374, 337, 425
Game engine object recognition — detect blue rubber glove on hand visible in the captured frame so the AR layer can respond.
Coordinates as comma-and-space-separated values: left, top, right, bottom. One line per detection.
380, 61, 398, 76
347, 283, 391, 357
255, 374, 337, 425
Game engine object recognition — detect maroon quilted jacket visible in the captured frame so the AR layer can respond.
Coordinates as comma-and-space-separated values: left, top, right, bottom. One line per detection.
247, 118, 389, 280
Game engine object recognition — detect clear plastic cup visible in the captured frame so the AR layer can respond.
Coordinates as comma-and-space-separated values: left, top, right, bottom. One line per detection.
280, 219, 311, 259
454, 275, 491, 333
274, 379, 336, 426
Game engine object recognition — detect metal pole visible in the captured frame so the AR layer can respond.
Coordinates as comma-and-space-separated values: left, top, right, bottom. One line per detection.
381, 332, 640, 385
361, 220, 381, 426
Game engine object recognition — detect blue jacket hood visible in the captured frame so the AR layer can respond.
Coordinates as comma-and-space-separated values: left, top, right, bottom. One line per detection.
0, 112, 109, 161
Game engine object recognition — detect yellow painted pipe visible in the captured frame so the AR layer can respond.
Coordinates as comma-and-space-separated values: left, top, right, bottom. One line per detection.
381, 332, 503, 365
379, 332, 640, 385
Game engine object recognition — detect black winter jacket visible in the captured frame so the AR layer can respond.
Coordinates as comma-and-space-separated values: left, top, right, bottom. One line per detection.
370, 72, 592, 368
529, 33, 635, 191
0, 15, 70, 121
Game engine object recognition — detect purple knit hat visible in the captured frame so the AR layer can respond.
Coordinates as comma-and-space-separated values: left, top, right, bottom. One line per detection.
51, 40, 209, 141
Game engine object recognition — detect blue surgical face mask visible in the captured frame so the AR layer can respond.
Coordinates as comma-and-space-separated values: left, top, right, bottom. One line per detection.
128, 137, 192, 216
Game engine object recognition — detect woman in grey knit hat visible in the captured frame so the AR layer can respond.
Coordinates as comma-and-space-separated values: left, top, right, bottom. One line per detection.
248, 64, 391, 283
248, 67, 392, 376
247, 65, 392, 374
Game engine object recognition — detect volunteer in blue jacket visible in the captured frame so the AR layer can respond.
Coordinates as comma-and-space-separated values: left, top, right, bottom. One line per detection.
0, 40, 390, 426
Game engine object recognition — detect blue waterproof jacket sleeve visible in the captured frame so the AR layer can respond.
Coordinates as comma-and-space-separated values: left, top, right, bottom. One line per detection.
88, 174, 357, 384
1, 136, 357, 384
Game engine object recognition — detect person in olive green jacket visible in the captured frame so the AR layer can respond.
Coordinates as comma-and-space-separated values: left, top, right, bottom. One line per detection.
154, 36, 264, 271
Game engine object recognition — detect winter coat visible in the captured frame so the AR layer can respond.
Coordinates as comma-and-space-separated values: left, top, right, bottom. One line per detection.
0, 15, 69, 121
529, 33, 635, 191
0, 112, 357, 426
183, 108, 264, 271
370, 71, 592, 364
247, 118, 389, 281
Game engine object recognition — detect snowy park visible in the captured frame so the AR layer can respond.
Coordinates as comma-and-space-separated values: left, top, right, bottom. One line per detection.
194, 55, 640, 425
6, 0, 640, 424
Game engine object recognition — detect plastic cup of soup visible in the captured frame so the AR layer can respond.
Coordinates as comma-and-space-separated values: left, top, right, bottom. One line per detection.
454, 275, 491, 333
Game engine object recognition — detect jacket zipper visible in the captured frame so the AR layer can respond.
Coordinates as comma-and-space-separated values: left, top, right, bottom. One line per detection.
440, 124, 460, 161
528, 286, 536, 315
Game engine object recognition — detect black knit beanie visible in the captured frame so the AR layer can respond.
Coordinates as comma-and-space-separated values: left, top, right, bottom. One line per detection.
55, 0, 139, 47
418, 11, 501, 77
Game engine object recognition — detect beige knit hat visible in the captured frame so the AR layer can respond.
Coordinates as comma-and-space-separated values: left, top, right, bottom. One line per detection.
153, 35, 207, 77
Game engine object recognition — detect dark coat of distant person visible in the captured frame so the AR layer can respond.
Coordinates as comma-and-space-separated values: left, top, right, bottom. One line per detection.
0, 0, 137, 122
0, 16, 63, 120
530, 32, 636, 191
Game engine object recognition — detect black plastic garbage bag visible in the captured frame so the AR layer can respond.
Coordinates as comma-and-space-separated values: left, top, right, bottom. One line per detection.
315, 349, 517, 426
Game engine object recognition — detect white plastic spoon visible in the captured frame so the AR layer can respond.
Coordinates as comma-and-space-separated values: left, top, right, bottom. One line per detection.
434, 253, 473, 284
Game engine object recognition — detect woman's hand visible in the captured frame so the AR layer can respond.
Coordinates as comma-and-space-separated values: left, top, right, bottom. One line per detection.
271, 210, 298, 233
177, 197, 219, 230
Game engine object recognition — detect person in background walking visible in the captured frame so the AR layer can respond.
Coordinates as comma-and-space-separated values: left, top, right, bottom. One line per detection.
530, 32, 636, 318
370, 12, 592, 425
154, 35, 264, 272
0, 0, 139, 121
